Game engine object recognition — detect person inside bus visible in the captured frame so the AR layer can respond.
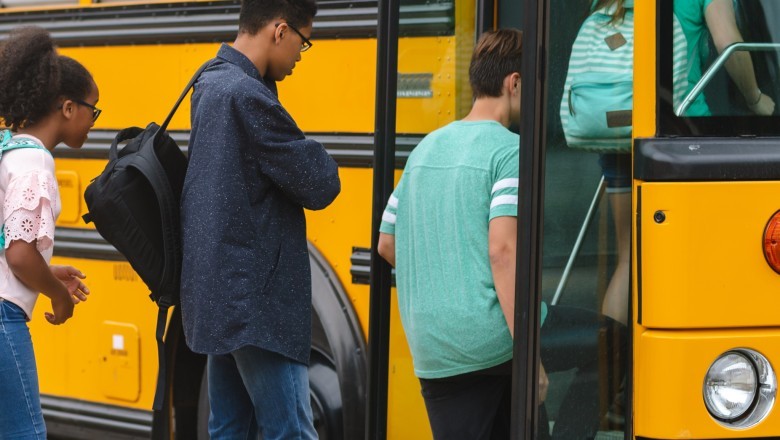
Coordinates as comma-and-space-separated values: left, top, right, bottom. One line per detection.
179, 0, 341, 438
378, 29, 626, 440
0, 26, 95, 439
675, 0, 775, 116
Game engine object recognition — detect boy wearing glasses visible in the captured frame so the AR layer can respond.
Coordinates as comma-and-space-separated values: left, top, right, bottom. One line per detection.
180, 0, 340, 438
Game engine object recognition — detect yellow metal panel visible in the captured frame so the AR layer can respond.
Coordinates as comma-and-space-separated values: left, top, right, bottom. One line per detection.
639, 181, 780, 328
60, 37, 456, 135
55, 170, 81, 224
395, 37, 457, 133
387, 288, 432, 440
99, 321, 141, 402
633, 0, 656, 137
305, 167, 375, 337
53, 158, 109, 229
58, 44, 215, 132
30, 258, 160, 409
635, 328, 780, 438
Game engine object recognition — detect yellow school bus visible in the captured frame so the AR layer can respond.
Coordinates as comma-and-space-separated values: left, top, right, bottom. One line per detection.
1, 0, 466, 438
0, 0, 778, 438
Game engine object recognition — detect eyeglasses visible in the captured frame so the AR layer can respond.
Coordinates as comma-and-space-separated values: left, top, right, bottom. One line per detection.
75, 99, 102, 122
276, 22, 313, 52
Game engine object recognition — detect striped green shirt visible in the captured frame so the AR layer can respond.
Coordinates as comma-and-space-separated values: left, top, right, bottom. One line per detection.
380, 120, 546, 379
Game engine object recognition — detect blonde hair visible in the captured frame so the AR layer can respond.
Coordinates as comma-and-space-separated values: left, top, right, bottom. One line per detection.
592, 0, 627, 25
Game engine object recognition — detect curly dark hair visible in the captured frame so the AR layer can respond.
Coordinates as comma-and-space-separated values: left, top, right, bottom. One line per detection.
239, 0, 318, 35
0, 26, 94, 130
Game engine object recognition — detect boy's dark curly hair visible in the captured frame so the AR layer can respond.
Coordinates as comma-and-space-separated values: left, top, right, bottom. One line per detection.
0, 26, 94, 130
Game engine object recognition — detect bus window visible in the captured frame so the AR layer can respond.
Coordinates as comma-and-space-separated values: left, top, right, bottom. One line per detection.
662, 0, 780, 134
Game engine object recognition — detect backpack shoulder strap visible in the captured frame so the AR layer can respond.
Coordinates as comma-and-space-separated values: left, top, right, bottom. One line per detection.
0, 130, 51, 161
159, 59, 214, 132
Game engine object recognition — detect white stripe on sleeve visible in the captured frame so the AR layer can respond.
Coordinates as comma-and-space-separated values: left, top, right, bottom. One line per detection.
492, 178, 519, 194
382, 211, 397, 224
387, 194, 399, 209
490, 195, 518, 209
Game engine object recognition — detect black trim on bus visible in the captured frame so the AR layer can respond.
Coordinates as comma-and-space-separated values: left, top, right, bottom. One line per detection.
350, 247, 395, 286
53, 130, 419, 168
636, 438, 778, 440
41, 395, 152, 440
0, 0, 453, 47
636, 185, 642, 326
635, 137, 780, 182
512, 0, 543, 437
366, 0, 400, 435
53, 227, 124, 260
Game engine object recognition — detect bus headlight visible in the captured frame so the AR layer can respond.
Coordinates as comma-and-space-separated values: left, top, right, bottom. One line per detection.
703, 349, 776, 428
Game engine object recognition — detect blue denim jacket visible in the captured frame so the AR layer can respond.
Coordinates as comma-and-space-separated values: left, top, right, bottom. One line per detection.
180, 44, 341, 363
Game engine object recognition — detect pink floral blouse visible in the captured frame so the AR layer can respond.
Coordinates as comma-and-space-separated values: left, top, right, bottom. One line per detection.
0, 134, 60, 319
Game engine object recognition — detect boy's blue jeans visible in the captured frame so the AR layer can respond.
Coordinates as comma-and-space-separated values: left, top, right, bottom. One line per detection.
0, 299, 46, 439
207, 345, 317, 440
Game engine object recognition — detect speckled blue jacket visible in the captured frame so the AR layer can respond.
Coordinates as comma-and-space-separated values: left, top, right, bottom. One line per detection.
180, 44, 341, 363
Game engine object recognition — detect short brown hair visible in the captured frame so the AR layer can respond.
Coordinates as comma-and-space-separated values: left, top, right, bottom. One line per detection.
469, 29, 522, 99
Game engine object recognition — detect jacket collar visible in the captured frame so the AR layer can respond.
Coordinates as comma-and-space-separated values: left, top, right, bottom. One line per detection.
217, 43, 263, 81
216, 43, 278, 94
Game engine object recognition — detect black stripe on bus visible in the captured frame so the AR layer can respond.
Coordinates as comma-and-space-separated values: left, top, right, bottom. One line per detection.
53, 130, 418, 168
0, 0, 454, 46
41, 395, 152, 440
636, 185, 642, 326
54, 227, 124, 260
350, 246, 395, 286
635, 137, 780, 181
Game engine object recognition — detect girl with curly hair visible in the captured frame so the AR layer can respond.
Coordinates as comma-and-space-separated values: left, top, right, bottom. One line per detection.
0, 26, 97, 438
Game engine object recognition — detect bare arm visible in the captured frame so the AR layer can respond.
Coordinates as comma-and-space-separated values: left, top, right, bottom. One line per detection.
378, 232, 396, 267
706, 0, 775, 114
489, 216, 517, 337
6, 240, 75, 324
488, 216, 547, 402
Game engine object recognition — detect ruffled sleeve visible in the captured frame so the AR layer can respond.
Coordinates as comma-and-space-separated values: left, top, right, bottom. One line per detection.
3, 170, 58, 253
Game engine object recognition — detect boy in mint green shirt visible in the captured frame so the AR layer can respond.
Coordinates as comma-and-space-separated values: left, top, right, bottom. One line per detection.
379, 29, 537, 439
378, 28, 626, 440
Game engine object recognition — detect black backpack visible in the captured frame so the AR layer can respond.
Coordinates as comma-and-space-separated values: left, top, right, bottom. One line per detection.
82, 60, 210, 412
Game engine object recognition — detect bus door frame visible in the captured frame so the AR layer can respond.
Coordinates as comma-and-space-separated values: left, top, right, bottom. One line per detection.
367, 0, 546, 437
510, 0, 545, 438
367, 0, 400, 438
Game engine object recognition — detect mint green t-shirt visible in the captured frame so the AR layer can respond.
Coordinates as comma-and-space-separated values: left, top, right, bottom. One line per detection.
380, 120, 546, 379
674, 0, 715, 116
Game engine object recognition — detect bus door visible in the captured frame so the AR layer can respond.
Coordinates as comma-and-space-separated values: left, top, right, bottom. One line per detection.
512, 0, 631, 439
514, 0, 780, 438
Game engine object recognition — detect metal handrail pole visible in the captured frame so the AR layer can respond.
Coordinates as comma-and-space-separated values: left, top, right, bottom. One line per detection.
551, 176, 605, 305
676, 42, 780, 115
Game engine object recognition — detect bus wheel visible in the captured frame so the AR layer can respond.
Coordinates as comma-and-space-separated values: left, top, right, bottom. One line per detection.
195, 349, 343, 440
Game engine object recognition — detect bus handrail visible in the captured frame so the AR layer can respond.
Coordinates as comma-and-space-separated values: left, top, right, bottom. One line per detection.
551, 176, 605, 306
676, 42, 780, 116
